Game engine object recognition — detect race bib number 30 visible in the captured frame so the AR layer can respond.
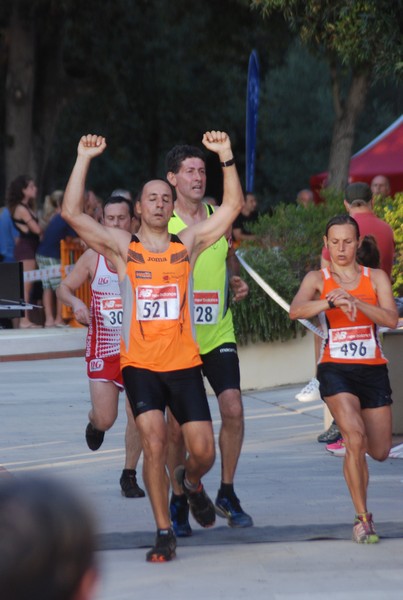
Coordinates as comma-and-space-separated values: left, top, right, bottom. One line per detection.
329, 325, 376, 360
193, 290, 220, 325
136, 284, 180, 321
100, 297, 123, 327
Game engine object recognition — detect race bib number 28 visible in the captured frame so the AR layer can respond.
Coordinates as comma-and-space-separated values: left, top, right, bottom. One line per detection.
193, 290, 220, 325
136, 284, 180, 321
329, 325, 376, 360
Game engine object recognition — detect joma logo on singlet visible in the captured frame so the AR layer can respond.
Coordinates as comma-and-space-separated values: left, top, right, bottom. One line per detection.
147, 257, 167, 262
97, 277, 110, 285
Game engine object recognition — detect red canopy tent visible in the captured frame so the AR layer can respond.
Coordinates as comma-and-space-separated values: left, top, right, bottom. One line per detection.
310, 115, 403, 201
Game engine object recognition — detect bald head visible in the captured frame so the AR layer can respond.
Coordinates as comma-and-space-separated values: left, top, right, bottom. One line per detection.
296, 189, 314, 208
370, 175, 390, 199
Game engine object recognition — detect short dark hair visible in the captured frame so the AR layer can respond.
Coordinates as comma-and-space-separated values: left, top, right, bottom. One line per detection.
165, 145, 206, 174
325, 214, 360, 239
103, 195, 134, 219
345, 182, 372, 205
0, 476, 96, 600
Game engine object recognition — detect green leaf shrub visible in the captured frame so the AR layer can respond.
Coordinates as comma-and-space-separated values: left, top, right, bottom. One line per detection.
373, 192, 403, 296
232, 194, 342, 345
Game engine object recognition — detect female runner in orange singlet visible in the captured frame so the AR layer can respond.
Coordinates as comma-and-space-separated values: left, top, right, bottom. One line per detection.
290, 214, 398, 544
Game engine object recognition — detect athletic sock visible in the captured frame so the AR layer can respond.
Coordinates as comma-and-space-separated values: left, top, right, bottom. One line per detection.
218, 482, 235, 498
183, 476, 201, 493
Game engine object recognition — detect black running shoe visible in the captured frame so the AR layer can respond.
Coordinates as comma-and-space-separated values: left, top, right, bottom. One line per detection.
120, 469, 145, 498
146, 528, 176, 563
85, 422, 105, 451
317, 422, 341, 444
174, 465, 215, 528
170, 493, 192, 537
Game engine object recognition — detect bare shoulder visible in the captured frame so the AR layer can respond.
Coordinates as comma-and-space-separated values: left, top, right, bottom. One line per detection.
304, 269, 323, 286
369, 267, 391, 289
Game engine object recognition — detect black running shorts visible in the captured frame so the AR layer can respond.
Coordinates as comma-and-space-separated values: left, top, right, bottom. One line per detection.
201, 342, 240, 397
317, 363, 393, 409
122, 365, 211, 425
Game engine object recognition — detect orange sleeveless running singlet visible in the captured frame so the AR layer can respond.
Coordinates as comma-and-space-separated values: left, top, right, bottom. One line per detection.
119, 234, 201, 372
319, 266, 387, 365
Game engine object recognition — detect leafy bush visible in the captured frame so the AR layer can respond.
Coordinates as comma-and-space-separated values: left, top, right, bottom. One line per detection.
232, 246, 303, 345
373, 192, 403, 296
232, 194, 342, 345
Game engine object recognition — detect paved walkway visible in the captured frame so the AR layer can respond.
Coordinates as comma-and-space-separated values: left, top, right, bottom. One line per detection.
1, 355, 403, 599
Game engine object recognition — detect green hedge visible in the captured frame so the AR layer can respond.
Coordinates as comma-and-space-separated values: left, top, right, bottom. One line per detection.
373, 192, 403, 296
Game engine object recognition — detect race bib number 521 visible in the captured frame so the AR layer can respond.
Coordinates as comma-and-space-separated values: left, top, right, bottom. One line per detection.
329, 325, 376, 360
136, 284, 180, 321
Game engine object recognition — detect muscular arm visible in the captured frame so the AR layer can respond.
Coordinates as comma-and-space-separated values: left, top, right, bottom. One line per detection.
56, 250, 95, 325
61, 135, 129, 276
289, 271, 331, 320
179, 131, 244, 264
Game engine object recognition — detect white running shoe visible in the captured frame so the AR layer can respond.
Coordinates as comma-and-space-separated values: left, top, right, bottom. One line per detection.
295, 377, 321, 402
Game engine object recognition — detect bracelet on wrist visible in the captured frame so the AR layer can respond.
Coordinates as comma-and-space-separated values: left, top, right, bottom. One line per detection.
220, 157, 235, 168
327, 299, 336, 309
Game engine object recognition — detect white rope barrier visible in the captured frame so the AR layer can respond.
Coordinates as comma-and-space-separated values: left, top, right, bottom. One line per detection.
235, 250, 326, 339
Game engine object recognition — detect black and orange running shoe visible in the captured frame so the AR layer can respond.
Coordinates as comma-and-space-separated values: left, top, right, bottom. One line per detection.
146, 528, 176, 562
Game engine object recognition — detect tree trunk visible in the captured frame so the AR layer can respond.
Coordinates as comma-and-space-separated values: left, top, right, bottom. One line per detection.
5, 1, 36, 187
326, 67, 370, 192
33, 12, 67, 201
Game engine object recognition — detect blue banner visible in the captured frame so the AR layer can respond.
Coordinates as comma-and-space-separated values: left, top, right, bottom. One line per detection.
245, 50, 260, 193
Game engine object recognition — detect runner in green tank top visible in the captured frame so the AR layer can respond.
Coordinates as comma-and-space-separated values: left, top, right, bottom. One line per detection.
167, 144, 253, 536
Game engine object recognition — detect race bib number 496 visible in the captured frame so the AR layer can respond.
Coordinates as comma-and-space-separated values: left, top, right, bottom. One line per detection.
136, 284, 180, 321
329, 325, 376, 360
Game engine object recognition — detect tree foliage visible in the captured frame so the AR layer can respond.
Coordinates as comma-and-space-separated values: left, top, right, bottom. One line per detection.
374, 193, 403, 296
251, 0, 403, 192
0, 0, 290, 201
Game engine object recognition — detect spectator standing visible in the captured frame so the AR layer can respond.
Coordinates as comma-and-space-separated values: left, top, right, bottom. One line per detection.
296, 188, 314, 208
232, 192, 258, 247
370, 175, 391, 200
7, 175, 42, 328
36, 190, 77, 327
0, 205, 19, 263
